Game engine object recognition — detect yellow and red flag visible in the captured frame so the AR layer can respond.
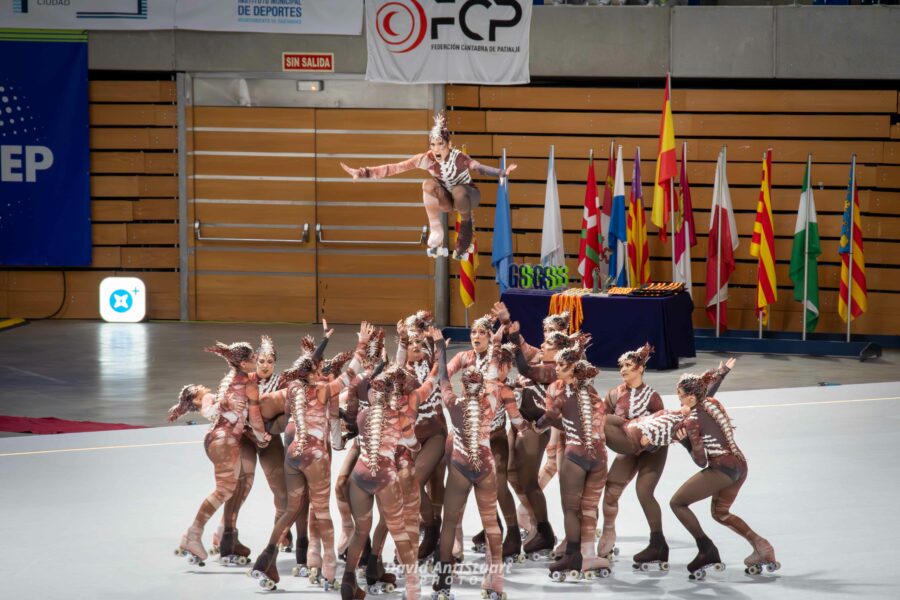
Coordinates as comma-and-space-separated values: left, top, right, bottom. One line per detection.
838, 158, 867, 322
651, 73, 678, 242
455, 212, 478, 308
749, 149, 777, 325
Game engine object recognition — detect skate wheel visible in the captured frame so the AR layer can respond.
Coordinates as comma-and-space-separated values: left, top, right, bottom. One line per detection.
613, 547, 620, 556
691, 569, 705, 581
772, 561, 781, 571
583, 571, 595, 580
714, 563, 725, 572
198, 561, 205, 567
568, 569, 579, 579
640, 563, 650, 572
517, 553, 526, 564
385, 583, 395, 593
660, 562, 669, 571
598, 568, 610, 579
748, 565, 760, 575
550, 571, 562, 582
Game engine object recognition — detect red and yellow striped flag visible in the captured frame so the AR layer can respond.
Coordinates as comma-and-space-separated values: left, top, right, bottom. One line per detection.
838, 159, 867, 322
455, 212, 478, 308
749, 149, 777, 326
651, 73, 678, 242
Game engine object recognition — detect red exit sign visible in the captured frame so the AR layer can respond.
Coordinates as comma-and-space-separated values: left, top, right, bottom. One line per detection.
282, 53, 334, 72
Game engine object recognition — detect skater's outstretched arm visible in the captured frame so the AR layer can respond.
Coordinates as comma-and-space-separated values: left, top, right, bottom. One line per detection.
341, 154, 428, 180
312, 320, 334, 363
502, 317, 540, 363
395, 319, 409, 365
705, 358, 736, 398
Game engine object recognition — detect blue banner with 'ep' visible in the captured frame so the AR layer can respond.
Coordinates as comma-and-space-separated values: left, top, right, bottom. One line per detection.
0, 30, 90, 266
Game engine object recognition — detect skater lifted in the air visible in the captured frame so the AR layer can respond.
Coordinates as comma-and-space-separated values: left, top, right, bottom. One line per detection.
340, 111, 517, 260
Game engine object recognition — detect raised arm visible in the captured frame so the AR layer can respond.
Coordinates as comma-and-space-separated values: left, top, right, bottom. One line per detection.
705, 357, 737, 398
395, 319, 409, 365
341, 153, 428, 180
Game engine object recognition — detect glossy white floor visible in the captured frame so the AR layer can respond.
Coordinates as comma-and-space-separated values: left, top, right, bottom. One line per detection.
1, 380, 898, 599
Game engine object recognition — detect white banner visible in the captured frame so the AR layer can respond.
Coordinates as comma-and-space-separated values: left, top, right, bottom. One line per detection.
0, 1, 363, 35
365, 0, 531, 85
1, 0, 177, 30
176, 0, 363, 35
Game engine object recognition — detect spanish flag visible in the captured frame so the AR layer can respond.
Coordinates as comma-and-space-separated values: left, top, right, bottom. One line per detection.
651, 73, 677, 242
456, 212, 478, 308
749, 149, 777, 326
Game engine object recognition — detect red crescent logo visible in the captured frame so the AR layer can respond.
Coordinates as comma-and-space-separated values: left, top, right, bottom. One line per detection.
375, 0, 427, 54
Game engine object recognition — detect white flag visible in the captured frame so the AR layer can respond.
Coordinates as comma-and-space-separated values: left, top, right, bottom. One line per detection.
541, 146, 566, 267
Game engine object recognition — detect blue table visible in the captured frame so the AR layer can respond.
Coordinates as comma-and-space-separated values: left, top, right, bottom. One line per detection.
501, 289, 696, 371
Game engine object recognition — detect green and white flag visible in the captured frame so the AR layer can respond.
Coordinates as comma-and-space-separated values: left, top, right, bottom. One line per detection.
789, 158, 821, 332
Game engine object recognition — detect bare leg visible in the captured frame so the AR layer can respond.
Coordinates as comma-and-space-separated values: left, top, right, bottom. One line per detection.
303, 458, 338, 583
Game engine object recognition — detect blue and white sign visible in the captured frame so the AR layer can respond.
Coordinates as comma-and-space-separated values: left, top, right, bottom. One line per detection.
99, 277, 147, 323
0, 30, 90, 266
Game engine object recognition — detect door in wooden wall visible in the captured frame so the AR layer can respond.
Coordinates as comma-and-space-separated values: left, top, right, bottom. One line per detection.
189, 107, 317, 322
188, 106, 435, 324
313, 109, 435, 324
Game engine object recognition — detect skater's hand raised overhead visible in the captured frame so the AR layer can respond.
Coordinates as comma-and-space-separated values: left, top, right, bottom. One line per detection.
491, 301, 510, 324
322, 318, 334, 339
358, 321, 375, 344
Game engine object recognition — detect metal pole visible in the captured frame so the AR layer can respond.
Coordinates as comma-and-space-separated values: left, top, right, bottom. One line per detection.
802, 154, 811, 341
619, 144, 628, 287
716, 146, 726, 338
669, 175, 676, 282
758, 151, 766, 340
433, 84, 449, 327
176, 73, 190, 321
845, 154, 856, 343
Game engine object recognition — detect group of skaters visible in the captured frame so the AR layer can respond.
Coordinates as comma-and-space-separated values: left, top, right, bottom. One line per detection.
170, 302, 779, 598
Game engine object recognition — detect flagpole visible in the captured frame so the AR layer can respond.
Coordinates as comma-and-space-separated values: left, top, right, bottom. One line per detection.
846, 154, 856, 343
802, 153, 811, 341
669, 177, 676, 282
682, 142, 689, 291
716, 145, 725, 338
619, 144, 629, 287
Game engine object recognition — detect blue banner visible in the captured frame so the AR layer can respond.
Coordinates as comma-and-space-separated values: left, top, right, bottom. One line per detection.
0, 30, 90, 266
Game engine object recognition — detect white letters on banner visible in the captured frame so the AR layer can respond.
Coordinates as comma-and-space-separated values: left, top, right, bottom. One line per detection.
365, 0, 531, 85
0, 1, 363, 35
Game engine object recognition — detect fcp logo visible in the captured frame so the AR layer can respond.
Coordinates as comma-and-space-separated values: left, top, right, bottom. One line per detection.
375, 0, 524, 54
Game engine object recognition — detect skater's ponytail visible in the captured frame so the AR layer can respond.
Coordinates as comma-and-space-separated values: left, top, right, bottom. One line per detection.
429, 111, 450, 144
204, 341, 254, 369
167, 384, 203, 422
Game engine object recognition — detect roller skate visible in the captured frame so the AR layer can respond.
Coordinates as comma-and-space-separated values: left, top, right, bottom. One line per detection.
548, 537, 567, 561
632, 531, 669, 572
220, 527, 252, 566
687, 536, 725, 581
342, 570, 367, 600
743, 537, 780, 575
451, 219, 474, 261
174, 525, 208, 566
427, 246, 449, 259
366, 555, 398, 594
548, 543, 583, 582
471, 530, 487, 554
431, 561, 454, 600
524, 522, 556, 561
248, 544, 280, 591
596, 528, 619, 562
291, 535, 311, 577
502, 527, 525, 564
208, 521, 224, 555
418, 522, 439, 565
279, 528, 294, 553
480, 590, 507, 600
